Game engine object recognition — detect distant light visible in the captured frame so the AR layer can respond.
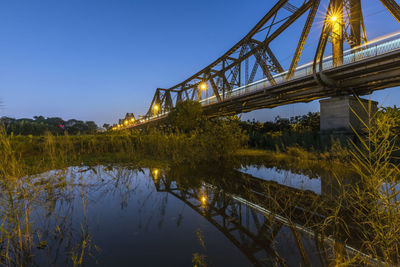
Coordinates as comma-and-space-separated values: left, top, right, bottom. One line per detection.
131, 118, 135, 122
330, 15, 338, 23
124, 120, 128, 125
201, 196, 207, 204
154, 104, 160, 111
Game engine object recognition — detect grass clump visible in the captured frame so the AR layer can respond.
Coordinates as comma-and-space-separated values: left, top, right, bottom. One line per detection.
343, 102, 400, 265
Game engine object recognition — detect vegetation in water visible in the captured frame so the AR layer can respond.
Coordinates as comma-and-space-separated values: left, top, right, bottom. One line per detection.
0, 101, 399, 265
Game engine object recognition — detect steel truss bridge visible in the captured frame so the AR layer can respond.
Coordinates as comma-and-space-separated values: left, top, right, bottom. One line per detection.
116, 0, 400, 129
150, 169, 378, 266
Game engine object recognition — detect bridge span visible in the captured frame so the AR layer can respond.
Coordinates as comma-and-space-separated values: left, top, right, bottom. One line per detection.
113, 0, 400, 131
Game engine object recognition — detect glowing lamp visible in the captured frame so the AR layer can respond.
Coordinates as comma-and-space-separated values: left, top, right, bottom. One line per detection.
200, 82, 207, 90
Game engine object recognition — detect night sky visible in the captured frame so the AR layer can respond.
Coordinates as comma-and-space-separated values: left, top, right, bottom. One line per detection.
0, 0, 399, 126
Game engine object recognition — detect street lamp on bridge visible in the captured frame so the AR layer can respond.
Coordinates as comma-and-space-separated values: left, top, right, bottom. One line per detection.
199, 82, 208, 100
200, 82, 207, 91
153, 104, 160, 115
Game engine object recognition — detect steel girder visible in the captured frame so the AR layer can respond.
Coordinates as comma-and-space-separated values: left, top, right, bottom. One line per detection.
136, 0, 400, 122
287, 0, 320, 80
380, 0, 400, 23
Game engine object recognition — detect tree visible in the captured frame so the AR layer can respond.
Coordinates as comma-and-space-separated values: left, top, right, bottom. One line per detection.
168, 101, 205, 133
1, 116, 100, 136
86, 121, 98, 134
33, 116, 45, 122
377, 106, 400, 137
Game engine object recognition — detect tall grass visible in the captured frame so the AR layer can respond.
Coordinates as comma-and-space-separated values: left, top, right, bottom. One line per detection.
0, 127, 34, 265
0, 128, 98, 265
339, 100, 400, 265
6, 122, 246, 171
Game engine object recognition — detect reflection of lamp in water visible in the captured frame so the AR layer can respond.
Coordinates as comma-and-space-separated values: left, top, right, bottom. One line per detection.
201, 195, 207, 205
153, 169, 159, 179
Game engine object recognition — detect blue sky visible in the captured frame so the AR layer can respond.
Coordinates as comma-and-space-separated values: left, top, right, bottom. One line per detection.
0, 0, 399, 126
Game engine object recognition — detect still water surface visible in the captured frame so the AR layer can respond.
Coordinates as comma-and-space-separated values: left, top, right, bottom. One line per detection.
31, 164, 345, 266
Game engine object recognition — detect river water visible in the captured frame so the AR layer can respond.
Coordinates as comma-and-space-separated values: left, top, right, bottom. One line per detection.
22, 163, 362, 266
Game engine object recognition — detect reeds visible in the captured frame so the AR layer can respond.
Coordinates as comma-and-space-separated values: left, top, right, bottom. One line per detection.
0, 127, 36, 265
0, 129, 97, 265
341, 100, 400, 265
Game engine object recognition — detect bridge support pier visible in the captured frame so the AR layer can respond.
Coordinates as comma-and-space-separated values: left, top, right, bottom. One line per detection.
319, 96, 378, 133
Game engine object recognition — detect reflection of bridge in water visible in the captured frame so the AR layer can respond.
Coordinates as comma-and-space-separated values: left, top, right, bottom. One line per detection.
150, 168, 376, 266
115, 0, 400, 132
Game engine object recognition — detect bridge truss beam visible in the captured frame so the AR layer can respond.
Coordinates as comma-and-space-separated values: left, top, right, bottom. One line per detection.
122, 0, 400, 127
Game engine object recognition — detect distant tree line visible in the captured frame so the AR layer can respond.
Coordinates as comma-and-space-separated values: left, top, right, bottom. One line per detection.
0, 116, 99, 135
238, 112, 322, 150
240, 112, 320, 134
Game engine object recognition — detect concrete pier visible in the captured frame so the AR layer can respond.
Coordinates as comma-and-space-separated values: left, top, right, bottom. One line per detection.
320, 96, 378, 133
